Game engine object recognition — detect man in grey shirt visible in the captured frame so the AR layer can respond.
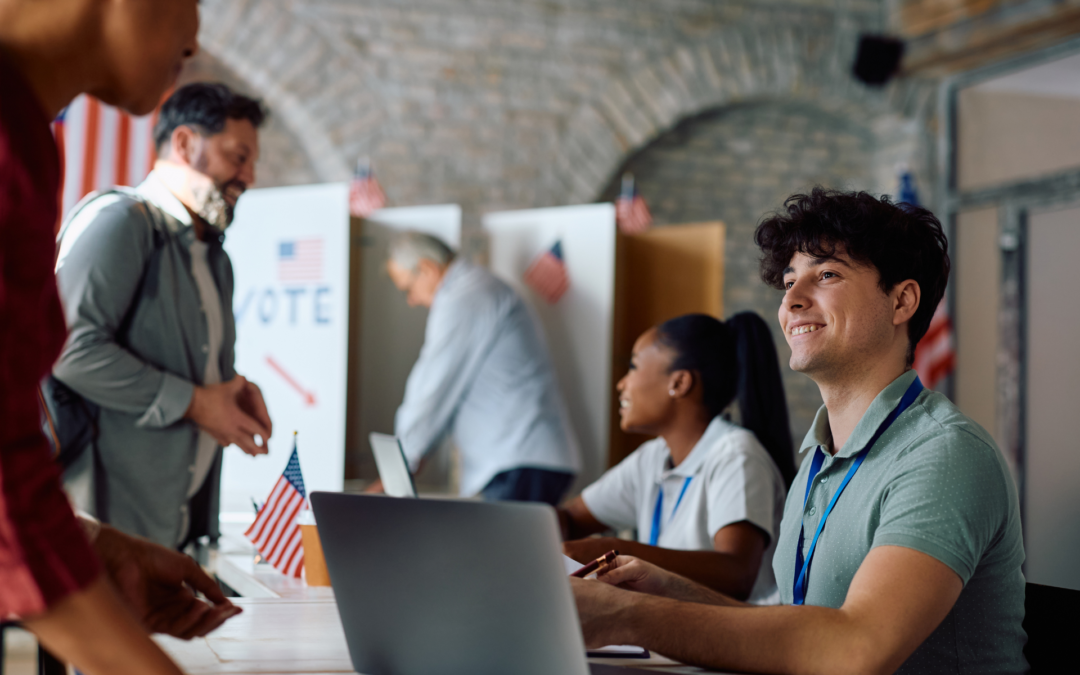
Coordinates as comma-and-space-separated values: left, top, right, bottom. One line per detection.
55, 83, 273, 549
571, 189, 1027, 674
380, 232, 580, 504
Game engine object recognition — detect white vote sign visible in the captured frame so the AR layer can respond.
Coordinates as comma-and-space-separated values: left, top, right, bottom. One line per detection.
221, 183, 350, 521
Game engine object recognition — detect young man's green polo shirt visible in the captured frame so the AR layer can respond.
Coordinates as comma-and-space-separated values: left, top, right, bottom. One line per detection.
773, 370, 1027, 673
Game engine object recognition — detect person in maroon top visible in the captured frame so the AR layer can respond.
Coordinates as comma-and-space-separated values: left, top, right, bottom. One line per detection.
1, 1, 242, 673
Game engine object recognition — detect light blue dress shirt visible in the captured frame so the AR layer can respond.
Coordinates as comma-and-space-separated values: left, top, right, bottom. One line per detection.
395, 260, 580, 496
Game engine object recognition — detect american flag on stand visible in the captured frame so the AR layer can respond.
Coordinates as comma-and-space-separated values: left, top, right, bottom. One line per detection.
615, 173, 652, 234
898, 166, 956, 390
278, 239, 324, 283
348, 157, 386, 218
524, 240, 570, 304
52, 94, 161, 224
245, 434, 308, 578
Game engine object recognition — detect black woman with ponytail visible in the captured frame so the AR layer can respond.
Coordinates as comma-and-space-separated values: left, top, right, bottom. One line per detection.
559, 312, 794, 603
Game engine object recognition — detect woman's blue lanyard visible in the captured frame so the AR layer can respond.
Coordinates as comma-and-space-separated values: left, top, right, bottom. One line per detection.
649, 476, 693, 546
792, 376, 924, 606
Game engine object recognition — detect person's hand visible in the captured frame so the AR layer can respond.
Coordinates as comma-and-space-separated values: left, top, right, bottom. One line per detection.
363, 478, 385, 494
94, 525, 242, 639
237, 378, 272, 442
185, 376, 271, 456
594, 554, 678, 597
563, 536, 622, 564
570, 577, 636, 649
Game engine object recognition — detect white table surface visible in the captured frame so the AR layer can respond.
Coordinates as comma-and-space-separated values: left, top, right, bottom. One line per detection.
176, 524, 722, 674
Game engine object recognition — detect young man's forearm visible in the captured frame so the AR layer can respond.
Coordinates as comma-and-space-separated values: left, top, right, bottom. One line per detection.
613, 595, 887, 675
23, 578, 185, 675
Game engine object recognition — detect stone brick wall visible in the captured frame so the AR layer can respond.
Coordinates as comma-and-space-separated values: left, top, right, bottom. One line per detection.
601, 102, 883, 449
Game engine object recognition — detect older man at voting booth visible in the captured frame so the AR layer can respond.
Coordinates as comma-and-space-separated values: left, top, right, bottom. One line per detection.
382, 231, 580, 504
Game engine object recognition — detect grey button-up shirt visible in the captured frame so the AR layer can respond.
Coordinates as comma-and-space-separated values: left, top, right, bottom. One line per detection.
54, 172, 236, 547
395, 260, 580, 496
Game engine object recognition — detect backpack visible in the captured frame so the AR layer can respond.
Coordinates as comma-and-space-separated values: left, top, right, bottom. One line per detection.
39, 187, 163, 469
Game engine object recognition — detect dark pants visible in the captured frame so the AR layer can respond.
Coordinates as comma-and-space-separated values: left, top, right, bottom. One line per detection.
479, 467, 574, 506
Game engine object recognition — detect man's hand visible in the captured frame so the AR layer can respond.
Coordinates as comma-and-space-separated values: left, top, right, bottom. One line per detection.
186, 375, 272, 456
94, 525, 241, 639
593, 554, 677, 597
570, 577, 637, 649
563, 536, 622, 564
363, 478, 385, 494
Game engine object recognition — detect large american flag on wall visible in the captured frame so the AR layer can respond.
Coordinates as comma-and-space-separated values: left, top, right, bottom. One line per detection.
245, 435, 308, 578
53, 94, 160, 223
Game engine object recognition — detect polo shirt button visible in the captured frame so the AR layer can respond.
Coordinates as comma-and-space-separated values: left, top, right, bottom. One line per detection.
820, 475, 829, 484
808, 506, 817, 516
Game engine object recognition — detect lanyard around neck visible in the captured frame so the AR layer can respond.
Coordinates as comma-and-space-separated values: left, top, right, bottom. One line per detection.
649, 475, 693, 546
792, 376, 924, 606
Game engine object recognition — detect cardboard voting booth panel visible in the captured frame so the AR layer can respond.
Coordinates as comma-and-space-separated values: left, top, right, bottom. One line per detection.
349, 206, 462, 485
221, 184, 351, 520
484, 204, 617, 487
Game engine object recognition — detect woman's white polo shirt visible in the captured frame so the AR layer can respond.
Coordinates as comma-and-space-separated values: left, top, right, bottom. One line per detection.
581, 416, 785, 604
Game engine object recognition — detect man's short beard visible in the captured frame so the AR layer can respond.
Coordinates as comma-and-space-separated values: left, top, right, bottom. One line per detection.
190, 182, 233, 233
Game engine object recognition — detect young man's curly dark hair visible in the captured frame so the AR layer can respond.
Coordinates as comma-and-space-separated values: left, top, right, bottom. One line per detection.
754, 187, 950, 365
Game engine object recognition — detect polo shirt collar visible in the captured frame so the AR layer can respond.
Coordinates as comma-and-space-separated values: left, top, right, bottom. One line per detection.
798, 369, 920, 458
662, 415, 729, 478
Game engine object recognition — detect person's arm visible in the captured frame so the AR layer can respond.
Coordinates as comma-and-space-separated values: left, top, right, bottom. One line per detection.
574, 545, 963, 675
23, 577, 185, 675
394, 293, 493, 468
54, 199, 269, 454
564, 520, 767, 600
90, 521, 241, 638
558, 495, 609, 540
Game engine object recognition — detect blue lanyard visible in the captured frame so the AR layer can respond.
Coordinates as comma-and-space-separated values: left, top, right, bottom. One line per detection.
649, 476, 693, 546
793, 376, 924, 605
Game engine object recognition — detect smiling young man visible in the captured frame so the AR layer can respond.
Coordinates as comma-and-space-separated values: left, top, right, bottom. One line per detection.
571, 188, 1027, 675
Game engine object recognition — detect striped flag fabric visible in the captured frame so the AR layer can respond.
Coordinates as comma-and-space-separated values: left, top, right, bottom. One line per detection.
615, 173, 652, 234
899, 167, 955, 390
913, 300, 956, 391
278, 238, 325, 283
53, 94, 160, 222
245, 435, 308, 578
348, 157, 387, 218
524, 240, 570, 304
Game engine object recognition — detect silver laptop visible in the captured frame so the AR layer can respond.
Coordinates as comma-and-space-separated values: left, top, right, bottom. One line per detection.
368, 432, 418, 498
310, 493, 654, 675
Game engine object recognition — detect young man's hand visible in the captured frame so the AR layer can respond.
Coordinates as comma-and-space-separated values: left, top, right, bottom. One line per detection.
186, 376, 272, 456
593, 554, 676, 597
569, 577, 639, 649
94, 525, 241, 638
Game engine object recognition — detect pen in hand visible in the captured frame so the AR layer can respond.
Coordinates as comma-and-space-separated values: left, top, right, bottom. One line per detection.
570, 550, 619, 578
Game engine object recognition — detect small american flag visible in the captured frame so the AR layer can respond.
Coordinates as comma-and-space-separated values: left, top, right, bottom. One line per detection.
348, 157, 387, 218
913, 300, 955, 391
245, 435, 308, 578
278, 239, 324, 282
615, 173, 652, 234
524, 241, 570, 304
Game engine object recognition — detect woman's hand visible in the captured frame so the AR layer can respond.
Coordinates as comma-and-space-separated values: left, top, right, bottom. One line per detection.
563, 536, 622, 564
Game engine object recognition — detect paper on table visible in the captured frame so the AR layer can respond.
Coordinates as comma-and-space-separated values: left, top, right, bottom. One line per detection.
563, 554, 582, 575
564, 555, 649, 658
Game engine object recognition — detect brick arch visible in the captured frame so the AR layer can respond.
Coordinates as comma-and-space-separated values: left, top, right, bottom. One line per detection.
550, 24, 935, 205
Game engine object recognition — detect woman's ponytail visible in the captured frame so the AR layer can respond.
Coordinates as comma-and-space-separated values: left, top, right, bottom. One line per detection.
726, 312, 796, 487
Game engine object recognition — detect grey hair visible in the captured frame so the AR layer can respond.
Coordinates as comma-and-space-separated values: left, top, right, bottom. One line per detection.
388, 231, 456, 272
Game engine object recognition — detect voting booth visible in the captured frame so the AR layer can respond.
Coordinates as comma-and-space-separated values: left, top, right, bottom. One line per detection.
485, 207, 726, 486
